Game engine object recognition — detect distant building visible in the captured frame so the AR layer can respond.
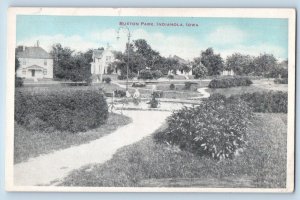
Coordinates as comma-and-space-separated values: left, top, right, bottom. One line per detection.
222, 69, 235, 76
90, 45, 116, 82
172, 55, 193, 76
16, 41, 53, 79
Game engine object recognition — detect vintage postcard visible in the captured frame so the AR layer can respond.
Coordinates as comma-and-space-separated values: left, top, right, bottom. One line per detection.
5, 8, 295, 192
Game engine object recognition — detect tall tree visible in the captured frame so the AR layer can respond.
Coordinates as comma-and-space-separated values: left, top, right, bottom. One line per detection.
50, 43, 91, 82
200, 48, 224, 76
253, 53, 277, 76
225, 53, 255, 75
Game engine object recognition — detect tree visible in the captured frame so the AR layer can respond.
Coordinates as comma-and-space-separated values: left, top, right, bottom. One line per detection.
50, 43, 91, 82
225, 53, 255, 75
200, 48, 224, 76
15, 50, 23, 87
253, 53, 277, 76
50, 43, 74, 80
192, 63, 208, 79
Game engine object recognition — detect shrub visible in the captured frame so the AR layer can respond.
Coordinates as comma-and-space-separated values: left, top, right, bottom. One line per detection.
208, 76, 253, 88
15, 87, 109, 132
169, 83, 175, 90
139, 69, 153, 80
132, 82, 146, 87
154, 95, 253, 160
149, 95, 159, 108
184, 82, 198, 90
167, 74, 174, 80
114, 90, 126, 97
152, 70, 164, 79
274, 78, 288, 84
117, 72, 137, 80
15, 77, 23, 87
237, 91, 287, 113
152, 91, 163, 98
103, 77, 112, 84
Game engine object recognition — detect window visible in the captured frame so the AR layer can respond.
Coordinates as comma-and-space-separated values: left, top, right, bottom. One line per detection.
106, 56, 111, 61
44, 59, 47, 65
22, 69, 26, 75
43, 69, 47, 75
22, 59, 26, 65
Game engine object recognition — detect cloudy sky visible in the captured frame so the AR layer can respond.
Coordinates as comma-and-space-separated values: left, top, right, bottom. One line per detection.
16, 15, 288, 61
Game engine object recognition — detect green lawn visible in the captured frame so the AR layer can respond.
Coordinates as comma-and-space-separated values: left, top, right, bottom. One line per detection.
14, 113, 132, 164
60, 113, 287, 188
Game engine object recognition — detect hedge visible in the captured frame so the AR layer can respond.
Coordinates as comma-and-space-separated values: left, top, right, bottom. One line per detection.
208, 76, 253, 88
236, 91, 288, 113
154, 94, 253, 160
274, 78, 288, 84
15, 87, 109, 132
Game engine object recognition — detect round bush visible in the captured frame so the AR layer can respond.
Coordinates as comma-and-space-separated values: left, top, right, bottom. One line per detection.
169, 83, 175, 90
154, 95, 253, 160
103, 77, 112, 84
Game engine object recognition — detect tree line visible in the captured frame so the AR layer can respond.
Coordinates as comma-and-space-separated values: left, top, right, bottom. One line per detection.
48, 39, 288, 82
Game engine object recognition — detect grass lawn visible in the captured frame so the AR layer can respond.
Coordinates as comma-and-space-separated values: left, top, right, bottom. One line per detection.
207, 79, 288, 97
14, 113, 132, 164
60, 113, 287, 188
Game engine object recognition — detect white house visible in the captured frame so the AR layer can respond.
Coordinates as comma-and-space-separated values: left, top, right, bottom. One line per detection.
16, 42, 53, 79
222, 69, 235, 76
90, 45, 116, 82
173, 55, 193, 76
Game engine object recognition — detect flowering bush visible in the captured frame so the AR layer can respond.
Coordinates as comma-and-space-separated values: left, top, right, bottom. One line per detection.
154, 94, 253, 160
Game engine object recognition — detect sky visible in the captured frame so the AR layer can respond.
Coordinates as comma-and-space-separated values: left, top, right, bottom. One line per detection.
16, 15, 288, 61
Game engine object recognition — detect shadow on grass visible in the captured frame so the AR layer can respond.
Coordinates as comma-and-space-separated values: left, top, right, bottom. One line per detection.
14, 113, 132, 164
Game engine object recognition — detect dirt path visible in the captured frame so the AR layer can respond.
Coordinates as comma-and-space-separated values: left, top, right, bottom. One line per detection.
14, 110, 171, 186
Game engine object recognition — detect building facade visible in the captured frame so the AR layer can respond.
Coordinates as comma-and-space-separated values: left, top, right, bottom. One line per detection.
16, 44, 53, 79
90, 46, 116, 81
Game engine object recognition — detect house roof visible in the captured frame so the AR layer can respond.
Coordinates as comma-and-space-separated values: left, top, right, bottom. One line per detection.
93, 49, 104, 58
173, 55, 189, 65
17, 46, 52, 59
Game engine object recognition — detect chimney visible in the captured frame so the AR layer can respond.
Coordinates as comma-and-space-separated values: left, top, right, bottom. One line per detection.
37, 40, 40, 47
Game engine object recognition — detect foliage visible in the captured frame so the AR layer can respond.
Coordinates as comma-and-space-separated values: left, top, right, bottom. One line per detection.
199, 48, 224, 76
117, 72, 137, 80
192, 62, 208, 79
152, 91, 164, 98
114, 90, 126, 97
149, 95, 159, 108
225, 53, 255, 75
167, 74, 174, 80
132, 82, 146, 87
274, 78, 288, 84
15, 87, 108, 133
154, 94, 253, 160
50, 44, 92, 82
169, 83, 175, 90
15, 77, 24, 87
103, 77, 112, 84
208, 76, 253, 88
237, 91, 287, 113
152, 70, 164, 79
15, 52, 23, 87
184, 82, 198, 90
253, 53, 277, 76
139, 69, 153, 80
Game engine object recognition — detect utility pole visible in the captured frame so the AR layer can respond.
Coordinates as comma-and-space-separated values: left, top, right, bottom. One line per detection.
117, 26, 131, 91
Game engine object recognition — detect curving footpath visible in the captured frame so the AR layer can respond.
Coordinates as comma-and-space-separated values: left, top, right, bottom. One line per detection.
14, 110, 171, 186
